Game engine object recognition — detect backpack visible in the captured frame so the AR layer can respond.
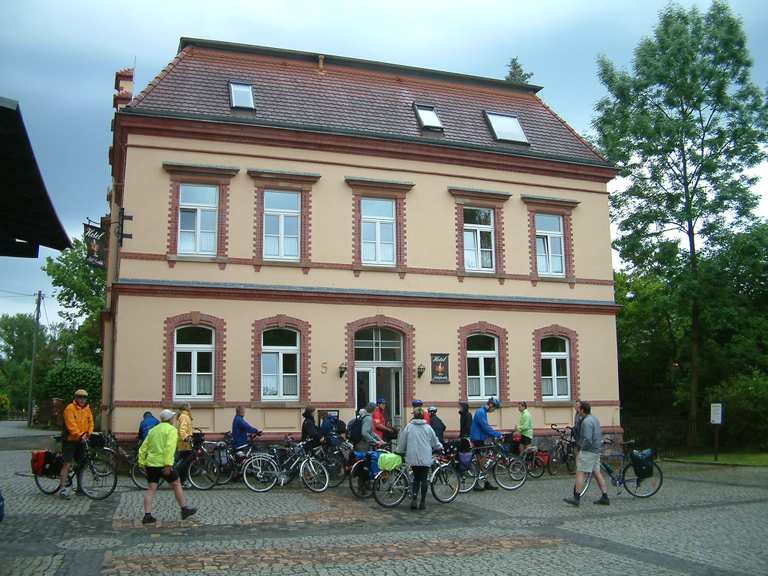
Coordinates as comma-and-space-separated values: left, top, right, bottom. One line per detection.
348, 416, 364, 444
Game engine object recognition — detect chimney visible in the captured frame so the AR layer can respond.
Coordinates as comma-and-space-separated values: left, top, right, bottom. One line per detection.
113, 68, 134, 110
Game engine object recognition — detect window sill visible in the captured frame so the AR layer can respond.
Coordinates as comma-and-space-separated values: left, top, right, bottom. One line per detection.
535, 275, 572, 283
260, 259, 306, 268
535, 400, 573, 407
353, 265, 406, 278
252, 400, 303, 408
168, 254, 225, 264
458, 270, 502, 278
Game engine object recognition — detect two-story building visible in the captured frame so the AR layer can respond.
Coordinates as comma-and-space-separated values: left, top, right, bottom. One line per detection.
102, 38, 619, 442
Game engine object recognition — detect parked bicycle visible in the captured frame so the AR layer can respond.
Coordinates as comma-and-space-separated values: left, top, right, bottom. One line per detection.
242, 437, 329, 493
457, 438, 527, 492
33, 433, 118, 500
372, 455, 461, 507
547, 424, 576, 475
348, 443, 392, 498
212, 431, 262, 485
520, 445, 546, 478
312, 433, 350, 488
578, 439, 663, 498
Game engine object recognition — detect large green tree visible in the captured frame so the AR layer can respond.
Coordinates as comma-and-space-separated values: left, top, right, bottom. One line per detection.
593, 1, 768, 445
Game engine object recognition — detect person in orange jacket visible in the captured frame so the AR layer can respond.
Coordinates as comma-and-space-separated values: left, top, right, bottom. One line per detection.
58, 389, 94, 499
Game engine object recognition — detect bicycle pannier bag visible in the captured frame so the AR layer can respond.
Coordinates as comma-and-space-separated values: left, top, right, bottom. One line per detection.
378, 452, 402, 471
630, 448, 654, 479
457, 451, 473, 472
42, 450, 63, 477
348, 417, 364, 444
537, 450, 550, 467
31, 450, 46, 475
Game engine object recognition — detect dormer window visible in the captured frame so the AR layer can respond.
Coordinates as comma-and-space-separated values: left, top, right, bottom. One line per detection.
414, 104, 443, 130
485, 111, 528, 144
229, 83, 254, 109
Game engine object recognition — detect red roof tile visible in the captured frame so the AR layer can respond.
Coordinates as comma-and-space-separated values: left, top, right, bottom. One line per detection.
126, 39, 608, 167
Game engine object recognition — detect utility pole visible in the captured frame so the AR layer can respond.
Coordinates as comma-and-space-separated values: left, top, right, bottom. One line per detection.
27, 291, 42, 427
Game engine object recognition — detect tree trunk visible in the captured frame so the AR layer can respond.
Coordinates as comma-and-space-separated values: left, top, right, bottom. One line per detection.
687, 300, 701, 447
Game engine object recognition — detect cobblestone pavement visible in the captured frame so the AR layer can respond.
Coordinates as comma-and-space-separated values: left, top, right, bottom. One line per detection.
1, 448, 767, 576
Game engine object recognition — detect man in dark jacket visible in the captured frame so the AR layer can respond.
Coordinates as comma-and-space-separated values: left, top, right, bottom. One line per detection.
301, 406, 322, 448
138, 411, 160, 442
231, 406, 262, 449
458, 402, 472, 439
428, 406, 446, 444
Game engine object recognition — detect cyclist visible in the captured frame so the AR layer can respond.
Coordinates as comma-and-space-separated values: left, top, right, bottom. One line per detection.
564, 401, 609, 506
175, 403, 194, 486
58, 389, 94, 499
427, 406, 446, 444
513, 401, 533, 454
469, 397, 502, 491
137, 411, 159, 442
458, 402, 472, 440
411, 399, 431, 425
139, 409, 197, 524
301, 406, 322, 448
398, 406, 442, 510
231, 406, 262, 450
372, 398, 396, 442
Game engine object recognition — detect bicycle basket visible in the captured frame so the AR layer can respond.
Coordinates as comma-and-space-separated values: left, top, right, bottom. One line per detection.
88, 433, 106, 449
630, 449, 654, 478
378, 452, 402, 471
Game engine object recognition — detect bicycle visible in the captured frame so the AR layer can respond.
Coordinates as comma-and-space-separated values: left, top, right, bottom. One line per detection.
578, 439, 663, 499
212, 431, 263, 485
458, 438, 527, 492
242, 437, 329, 493
372, 456, 461, 507
520, 445, 546, 478
312, 434, 351, 488
34, 433, 118, 500
348, 443, 391, 498
547, 424, 576, 475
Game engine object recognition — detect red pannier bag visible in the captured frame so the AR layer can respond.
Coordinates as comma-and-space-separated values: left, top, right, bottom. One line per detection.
537, 450, 550, 466
31, 450, 46, 475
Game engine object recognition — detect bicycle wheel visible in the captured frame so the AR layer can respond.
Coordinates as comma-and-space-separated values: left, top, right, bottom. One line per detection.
373, 469, 409, 508
78, 453, 117, 500
300, 457, 329, 493
578, 472, 593, 498
430, 463, 460, 503
216, 457, 235, 485
457, 460, 480, 493
34, 473, 62, 494
130, 462, 149, 490
494, 456, 527, 490
527, 455, 546, 478
188, 453, 218, 490
349, 459, 373, 498
565, 449, 576, 474
242, 455, 279, 492
622, 461, 663, 498
324, 450, 347, 488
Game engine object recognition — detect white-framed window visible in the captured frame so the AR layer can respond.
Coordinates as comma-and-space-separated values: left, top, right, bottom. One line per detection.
466, 334, 498, 399
262, 328, 299, 400
535, 213, 565, 276
485, 111, 528, 143
541, 337, 570, 400
174, 326, 214, 399
263, 190, 300, 260
354, 327, 402, 362
361, 198, 396, 266
463, 207, 495, 272
414, 104, 443, 130
229, 82, 255, 109
178, 184, 218, 255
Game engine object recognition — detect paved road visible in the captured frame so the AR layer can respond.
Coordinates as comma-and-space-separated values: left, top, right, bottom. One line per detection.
0, 445, 766, 576
0, 420, 58, 439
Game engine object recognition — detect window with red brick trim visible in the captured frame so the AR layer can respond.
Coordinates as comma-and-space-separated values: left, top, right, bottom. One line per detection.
457, 321, 509, 403
532, 324, 580, 402
251, 315, 311, 402
522, 195, 578, 284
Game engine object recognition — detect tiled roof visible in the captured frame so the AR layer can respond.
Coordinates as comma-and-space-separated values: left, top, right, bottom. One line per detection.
125, 39, 609, 167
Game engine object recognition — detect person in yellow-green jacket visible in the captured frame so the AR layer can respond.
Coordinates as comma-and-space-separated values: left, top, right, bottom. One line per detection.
138, 409, 197, 525
514, 401, 534, 453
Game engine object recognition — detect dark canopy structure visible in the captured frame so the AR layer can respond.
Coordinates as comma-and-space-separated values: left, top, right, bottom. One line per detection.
0, 97, 70, 257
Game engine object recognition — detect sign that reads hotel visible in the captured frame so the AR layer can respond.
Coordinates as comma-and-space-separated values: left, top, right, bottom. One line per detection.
83, 223, 106, 268
431, 353, 450, 384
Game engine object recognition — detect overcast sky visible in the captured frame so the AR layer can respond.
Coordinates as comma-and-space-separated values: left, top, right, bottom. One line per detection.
1, 0, 767, 326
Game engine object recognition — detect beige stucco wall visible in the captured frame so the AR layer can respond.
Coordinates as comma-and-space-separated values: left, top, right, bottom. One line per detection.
111, 294, 619, 435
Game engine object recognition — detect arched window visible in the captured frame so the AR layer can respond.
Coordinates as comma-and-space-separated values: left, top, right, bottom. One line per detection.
541, 337, 570, 400
174, 326, 214, 399
354, 328, 402, 362
466, 334, 498, 399
262, 328, 299, 400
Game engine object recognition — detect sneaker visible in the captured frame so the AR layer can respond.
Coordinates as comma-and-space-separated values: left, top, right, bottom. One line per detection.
563, 497, 580, 507
180, 507, 197, 520
472, 484, 485, 492
142, 514, 157, 525
59, 488, 71, 500
594, 496, 610, 506
484, 482, 498, 491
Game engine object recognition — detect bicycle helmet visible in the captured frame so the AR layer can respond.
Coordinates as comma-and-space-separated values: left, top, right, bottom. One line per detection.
428, 406, 437, 413
487, 397, 501, 408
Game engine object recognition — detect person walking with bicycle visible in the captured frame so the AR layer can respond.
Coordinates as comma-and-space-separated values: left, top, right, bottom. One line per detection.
176, 403, 193, 486
470, 397, 502, 491
398, 406, 442, 510
232, 406, 262, 450
428, 406, 446, 444
139, 409, 197, 524
564, 401, 609, 506
58, 389, 93, 499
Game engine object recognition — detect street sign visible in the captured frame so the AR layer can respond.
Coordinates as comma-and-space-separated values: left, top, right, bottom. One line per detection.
710, 403, 723, 425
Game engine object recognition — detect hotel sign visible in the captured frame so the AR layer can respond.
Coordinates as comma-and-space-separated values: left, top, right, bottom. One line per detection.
431, 353, 450, 384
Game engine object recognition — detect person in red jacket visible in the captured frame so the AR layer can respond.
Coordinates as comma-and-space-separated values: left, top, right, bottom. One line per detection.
372, 398, 395, 441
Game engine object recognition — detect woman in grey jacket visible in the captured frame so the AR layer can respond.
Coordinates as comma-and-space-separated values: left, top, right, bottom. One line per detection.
398, 407, 443, 510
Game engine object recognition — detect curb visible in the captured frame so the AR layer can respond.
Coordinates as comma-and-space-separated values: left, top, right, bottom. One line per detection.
662, 458, 768, 468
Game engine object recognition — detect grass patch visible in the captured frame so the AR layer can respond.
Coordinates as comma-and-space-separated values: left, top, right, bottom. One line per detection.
674, 452, 768, 466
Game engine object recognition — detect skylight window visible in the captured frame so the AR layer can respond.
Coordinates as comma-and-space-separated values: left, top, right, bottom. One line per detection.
485, 112, 528, 144
229, 83, 255, 109
414, 104, 443, 130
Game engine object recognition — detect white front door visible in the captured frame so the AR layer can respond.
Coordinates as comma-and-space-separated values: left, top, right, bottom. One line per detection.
355, 366, 402, 427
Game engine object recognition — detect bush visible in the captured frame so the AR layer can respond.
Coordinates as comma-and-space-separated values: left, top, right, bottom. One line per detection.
41, 361, 101, 408
0, 393, 9, 417
709, 372, 768, 450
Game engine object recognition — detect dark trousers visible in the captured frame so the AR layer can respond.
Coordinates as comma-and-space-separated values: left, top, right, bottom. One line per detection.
176, 450, 193, 482
411, 466, 429, 501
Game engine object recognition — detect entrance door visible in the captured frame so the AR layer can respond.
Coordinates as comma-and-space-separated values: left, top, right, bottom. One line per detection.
355, 366, 402, 426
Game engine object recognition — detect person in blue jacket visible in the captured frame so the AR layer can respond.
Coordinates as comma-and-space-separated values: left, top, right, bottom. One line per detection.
470, 397, 502, 491
137, 411, 160, 442
231, 406, 262, 449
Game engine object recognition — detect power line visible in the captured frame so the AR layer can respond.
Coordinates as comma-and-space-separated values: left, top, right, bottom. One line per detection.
0, 288, 37, 297
42, 295, 50, 326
